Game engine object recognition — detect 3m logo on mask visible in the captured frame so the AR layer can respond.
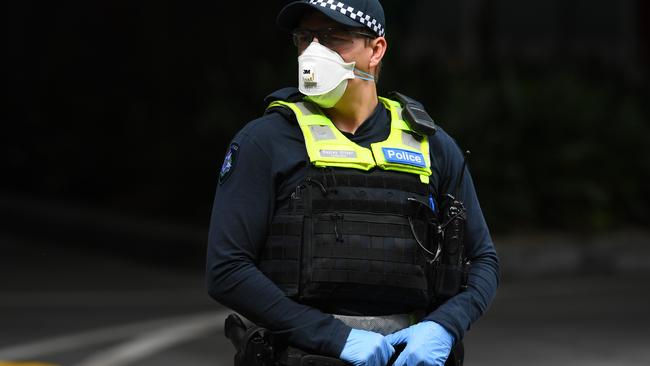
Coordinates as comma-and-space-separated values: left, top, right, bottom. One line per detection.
382, 148, 426, 168
302, 68, 317, 88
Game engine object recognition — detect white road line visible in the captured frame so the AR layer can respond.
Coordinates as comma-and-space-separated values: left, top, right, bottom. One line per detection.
73, 311, 230, 366
0, 311, 229, 361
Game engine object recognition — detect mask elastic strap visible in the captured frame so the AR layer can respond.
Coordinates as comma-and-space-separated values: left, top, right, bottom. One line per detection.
354, 68, 375, 82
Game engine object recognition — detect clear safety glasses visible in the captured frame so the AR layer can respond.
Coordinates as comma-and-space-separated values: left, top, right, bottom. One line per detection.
292, 27, 376, 52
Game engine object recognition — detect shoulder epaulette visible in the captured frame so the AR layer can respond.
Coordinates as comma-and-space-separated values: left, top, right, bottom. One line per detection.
263, 87, 304, 121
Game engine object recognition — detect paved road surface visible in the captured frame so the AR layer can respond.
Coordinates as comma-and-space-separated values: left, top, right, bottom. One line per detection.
1, 234, 648, 365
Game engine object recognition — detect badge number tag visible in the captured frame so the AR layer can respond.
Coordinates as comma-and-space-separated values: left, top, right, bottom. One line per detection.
382, 147, 426, 168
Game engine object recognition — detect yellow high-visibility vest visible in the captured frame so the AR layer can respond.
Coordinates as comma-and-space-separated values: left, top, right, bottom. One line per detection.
267, 97, 432, 184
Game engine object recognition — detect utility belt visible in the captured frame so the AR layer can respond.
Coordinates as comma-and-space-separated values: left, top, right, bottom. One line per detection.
224, 313, 463, 366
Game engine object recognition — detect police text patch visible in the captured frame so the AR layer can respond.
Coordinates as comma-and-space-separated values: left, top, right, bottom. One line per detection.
219, 143, 239, 184
382, 147, 426, 168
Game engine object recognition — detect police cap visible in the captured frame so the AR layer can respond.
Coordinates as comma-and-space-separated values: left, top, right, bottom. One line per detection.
277, 0, 386, 37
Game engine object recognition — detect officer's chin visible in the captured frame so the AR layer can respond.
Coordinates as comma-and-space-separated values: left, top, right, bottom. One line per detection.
328, 84, 359, 110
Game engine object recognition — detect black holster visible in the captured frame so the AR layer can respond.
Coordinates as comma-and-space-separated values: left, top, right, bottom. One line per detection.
225, 313, 346, 366
225, 314, 276, 366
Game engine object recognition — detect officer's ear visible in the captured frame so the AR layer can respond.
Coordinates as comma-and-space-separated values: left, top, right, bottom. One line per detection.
368, 36, 387, 69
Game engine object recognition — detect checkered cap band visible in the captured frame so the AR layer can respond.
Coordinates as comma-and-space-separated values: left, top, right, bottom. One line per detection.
308, 0, 385, 36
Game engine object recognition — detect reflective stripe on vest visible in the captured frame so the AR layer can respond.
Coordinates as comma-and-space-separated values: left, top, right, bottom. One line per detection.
267, 97, 432, 184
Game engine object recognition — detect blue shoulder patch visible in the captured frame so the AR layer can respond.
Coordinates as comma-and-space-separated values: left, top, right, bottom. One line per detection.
219, 143, 239, 185
382, 147, 426, 168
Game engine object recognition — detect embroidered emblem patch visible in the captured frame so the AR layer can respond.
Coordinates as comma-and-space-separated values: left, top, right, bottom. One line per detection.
219, 143, 239, 184
382, 147, 426, 168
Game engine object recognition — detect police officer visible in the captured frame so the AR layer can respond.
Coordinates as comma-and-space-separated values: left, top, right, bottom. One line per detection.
207, 1, 499, 365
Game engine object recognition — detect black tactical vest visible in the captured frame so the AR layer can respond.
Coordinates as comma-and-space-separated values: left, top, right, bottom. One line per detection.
259, 166, 436, 313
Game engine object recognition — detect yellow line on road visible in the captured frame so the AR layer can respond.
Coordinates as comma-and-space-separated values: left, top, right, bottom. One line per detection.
0, 363, 59, 366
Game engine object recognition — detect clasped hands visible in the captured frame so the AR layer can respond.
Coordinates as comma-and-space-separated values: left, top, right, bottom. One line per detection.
339, 321, 454, 366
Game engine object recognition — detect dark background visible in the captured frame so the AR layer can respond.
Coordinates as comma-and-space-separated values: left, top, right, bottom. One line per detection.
6, 0, 649, 229
2, 1, 650, 365
6, 0, 649, 242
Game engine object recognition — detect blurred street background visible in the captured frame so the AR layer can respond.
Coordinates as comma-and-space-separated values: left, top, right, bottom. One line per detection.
3, 0, 649, 365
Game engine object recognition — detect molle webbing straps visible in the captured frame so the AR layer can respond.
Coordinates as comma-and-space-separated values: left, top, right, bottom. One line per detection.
260, 167, 433, 308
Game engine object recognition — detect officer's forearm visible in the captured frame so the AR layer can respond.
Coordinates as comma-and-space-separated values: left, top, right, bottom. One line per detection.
207, 256, 351, 357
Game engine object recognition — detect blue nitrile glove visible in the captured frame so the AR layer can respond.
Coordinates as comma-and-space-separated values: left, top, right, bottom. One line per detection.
339, 328, 395, 366
384, 321, 454, 366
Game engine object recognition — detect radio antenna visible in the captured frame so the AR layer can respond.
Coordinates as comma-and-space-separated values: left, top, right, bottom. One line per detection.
454, 150, 471, 199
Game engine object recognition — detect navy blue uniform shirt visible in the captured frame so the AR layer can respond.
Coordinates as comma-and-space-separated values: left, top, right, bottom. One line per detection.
206, 91, 499, 357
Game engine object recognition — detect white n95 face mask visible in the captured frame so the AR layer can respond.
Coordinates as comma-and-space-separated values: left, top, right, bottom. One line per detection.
298, 42, 375, 108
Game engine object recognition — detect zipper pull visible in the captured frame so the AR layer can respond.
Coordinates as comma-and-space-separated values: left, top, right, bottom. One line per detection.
331, 213, 344, 242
